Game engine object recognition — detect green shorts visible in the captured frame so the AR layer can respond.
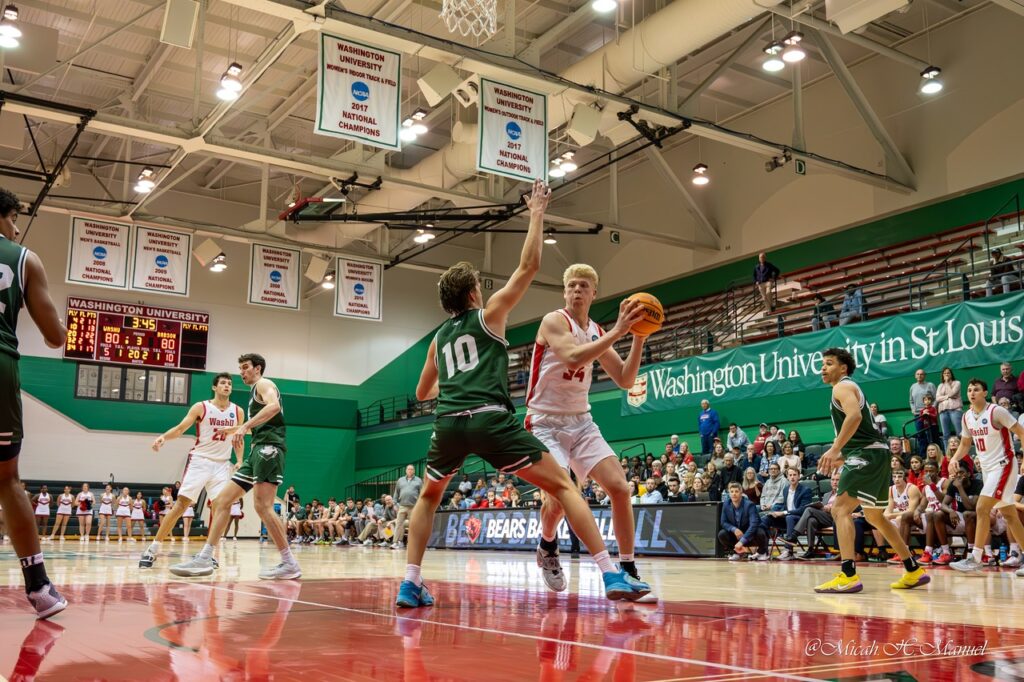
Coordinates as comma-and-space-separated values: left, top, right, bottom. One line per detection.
425, 409, 545, 481
232, 443, 285, 492
837, 446, 891, 509
0, 352, 23, 461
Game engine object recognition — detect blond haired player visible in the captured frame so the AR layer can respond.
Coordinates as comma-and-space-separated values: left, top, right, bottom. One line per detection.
139, 372, 244, 570
527, 264, 652, 595
950, 378, 1024, 574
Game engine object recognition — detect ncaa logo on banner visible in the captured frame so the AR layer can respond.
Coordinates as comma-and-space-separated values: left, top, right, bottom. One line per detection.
351, 81, 370, 102
155, 255, 168, 268
506, 121, 522, 140
269, 270, 282, 283
93, 246, 107, 260
627, 373, 648, 407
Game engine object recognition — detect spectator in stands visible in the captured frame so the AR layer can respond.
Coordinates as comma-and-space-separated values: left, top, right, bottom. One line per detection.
758, 441, 780, 481
741, 467, 762, 504
778, 441, 801, 472
474, 478, 487, 496
878, 469, 924, 555
870, 403, 889, 437
787, 430, 805, 458
284, 485, 300, 514
906, 456, 925, 488
753, 252, 781, 313
918, 393, 941, 452
639, 478, 663, 504
392, 464, 422, 550
458, 475, 473, 496
357, 495, 397, 546
726, 424, 749, 452
709, 442, 726, 470
924, 442, 943, 469
941, 438, 973, 479
720, 483, 768, 561
838, 284, 865, 326
891, 455, 905, 475
681, 473, 695, 497
752, 423, 770, 455
591, 487, 608, 506
664, 478, 685, 502
744, 443, 759, 472
794, 471, 841, 560
509, 488, 523, 508
447, 492, 466, 511
698, 399, 720, 454
768, 467, 812, 559
935, 367, 963, 444
678, 441, 694, 465
720, 454, 744, 489
689, 476, 711, 502
919, 472, 950, 565
759, 463, 785, 514
909, 368, 937, 449
998, 397, 1020, 420
472, 490, 506, 509
994, 362, 1018, 407
811, 293, 837, 331
704, 462, 723, 500
985, 247, 1019, 297
940, 468, 980, 560
888, 437, 905, 462
669, 434, 681, 454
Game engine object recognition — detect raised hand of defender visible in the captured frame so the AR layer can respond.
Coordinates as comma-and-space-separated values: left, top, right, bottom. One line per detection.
524, 178, 552, 213
151, 436, 165, 452
612, 298, 646, 338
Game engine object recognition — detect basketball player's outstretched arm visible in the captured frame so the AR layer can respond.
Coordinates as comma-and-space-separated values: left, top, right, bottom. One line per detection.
232, 379, 281, 447
23, 251, 67, 348
415, 339, 440, 401
483, 179, 551, 338
817, 382, 860, 474
539, 298, 645, 384
152, 402, 204, 451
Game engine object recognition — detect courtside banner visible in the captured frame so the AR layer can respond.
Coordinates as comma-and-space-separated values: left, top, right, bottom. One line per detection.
622, 289, 1024, 415
427, 503, 720, 557
247, 243, 301, 310
315, 32, 401, 151
334, 257, 382, 322
130, 225, 191, 297
66, 216, 131, 290
477, 78, 547, 183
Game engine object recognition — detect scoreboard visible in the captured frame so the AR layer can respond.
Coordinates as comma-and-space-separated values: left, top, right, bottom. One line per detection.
64, 297, 209, 370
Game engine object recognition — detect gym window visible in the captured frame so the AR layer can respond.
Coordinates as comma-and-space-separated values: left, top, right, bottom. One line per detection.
75, 364, 190, 405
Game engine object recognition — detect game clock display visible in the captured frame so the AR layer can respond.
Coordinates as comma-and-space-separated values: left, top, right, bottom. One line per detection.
63, 297, 209, 370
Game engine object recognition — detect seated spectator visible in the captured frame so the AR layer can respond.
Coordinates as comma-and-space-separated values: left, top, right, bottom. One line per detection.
720, 454, 744, 489
719, 482, 768, 560
870, 403, 889, 437
592, 487, 608, 505
794, 471, 840, 559
838, 284, 865, 326
651, 473, 668, 498
924, 442, 943, 468
744, 443, 760, 473
458, 475, 473, 496
906, 455, 925, 488
787, 430, 805, 459
684, 460, 698, 478
940, 440, 974, 479
985, 248, 1019, 297
741, 467, 762, 504
811, 293, 838, 331
688, 476, 711, 502
669, 434, 681, 454
678, 441, 694, 465
650, 460, 665, 481
474, 478, 487, 496
888, 437, 905, 465
639, 478, 663, 504
759, 463, 785, 514
447, 492, 467, 511
758, 441, 780, 481
509, 488, 522, 507
891, 455, 905, 475
939, 468, 981, 560
681, 473, 696, 498
359, 495, 398, 546
709, 442, 727, 471
998, 396, 1020, 420
994, 362, 1018, 407
752, 423, 770, 455
766, 467, 811, 559
472, 490, 506, 509
919, 472, 949, 565
524, 491, 542, 509
704, 462, 723, 500
664, 477, 685, 502
778, 441, 801, 473
726, 423, 749, 452
874, 469, 924, 557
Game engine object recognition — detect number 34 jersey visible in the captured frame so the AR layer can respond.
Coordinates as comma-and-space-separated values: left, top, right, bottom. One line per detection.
191, 400, 244, 462
526, 309, 603, 416
433, 308, 514, 416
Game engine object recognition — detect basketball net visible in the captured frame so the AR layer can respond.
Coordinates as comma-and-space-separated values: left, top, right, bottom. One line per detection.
441, 0, 497, 39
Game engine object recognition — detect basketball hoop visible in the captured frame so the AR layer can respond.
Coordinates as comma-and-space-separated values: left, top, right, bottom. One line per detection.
441, 0, 497, 39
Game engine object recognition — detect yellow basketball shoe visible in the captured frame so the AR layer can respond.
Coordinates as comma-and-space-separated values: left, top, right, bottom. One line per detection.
891, 567, 931, 590
814, 572, 863, 593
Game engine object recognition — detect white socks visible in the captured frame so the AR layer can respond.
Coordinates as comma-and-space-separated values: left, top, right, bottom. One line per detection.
593, 550, 616, 574
148, 541, 161, 554
405, 564, 423, 586
280, 547, 295, 564
198, 544, 214, 560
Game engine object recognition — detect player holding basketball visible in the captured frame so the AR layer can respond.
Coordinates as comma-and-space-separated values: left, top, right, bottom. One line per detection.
0, 187, 69, 617
139, 372, 244, 570
171, 353, 298, 579
528, 264, 651, 594
949, 378, 1024, 574
396, 179, 649, 608
815, 347, 930, 593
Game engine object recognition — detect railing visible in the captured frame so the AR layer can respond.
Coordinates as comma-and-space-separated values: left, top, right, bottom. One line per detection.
345, 459, 426, 501
359, 395, 437, 428
618, 442, 648, 460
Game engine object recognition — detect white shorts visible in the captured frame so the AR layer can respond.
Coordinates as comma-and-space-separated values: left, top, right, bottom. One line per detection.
980, 460, 1019, 509
525, 412, 615, 480
179, 454, 234, 502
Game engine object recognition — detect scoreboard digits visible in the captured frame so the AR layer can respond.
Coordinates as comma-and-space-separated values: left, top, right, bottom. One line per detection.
63, 297, 209, 370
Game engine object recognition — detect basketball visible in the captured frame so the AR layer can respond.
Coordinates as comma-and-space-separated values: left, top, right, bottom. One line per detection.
625, 292, 664, 336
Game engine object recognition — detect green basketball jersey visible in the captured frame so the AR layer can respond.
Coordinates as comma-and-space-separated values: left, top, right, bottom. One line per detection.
249, 380, 286, 450
830, 377, 884, 449
0, 235, 27, 359
434, 308, 514, 415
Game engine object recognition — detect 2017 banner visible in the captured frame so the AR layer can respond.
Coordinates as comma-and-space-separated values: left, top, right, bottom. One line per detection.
247, 244, 300, 310
622, 290, 1024, 415
334, 257, 382, 321
315, 32, 401, 151
66, 216, 131, 290
477, 78, 547, 183
130, 225, 191, 297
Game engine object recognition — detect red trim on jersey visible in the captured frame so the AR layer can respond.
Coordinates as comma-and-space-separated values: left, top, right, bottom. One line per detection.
525, 343, 545, 407
524, 414, 533, 432
181, 453, 193, 482
994, 458, 1013, 499
192, 401, 207, 449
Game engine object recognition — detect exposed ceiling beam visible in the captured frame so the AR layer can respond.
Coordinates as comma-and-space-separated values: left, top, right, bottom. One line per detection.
131, 43, 175, 103
679, 19, 769, 115
517, 2, 597, 66
990, 0, 1024, 16
642, 147, 720, 250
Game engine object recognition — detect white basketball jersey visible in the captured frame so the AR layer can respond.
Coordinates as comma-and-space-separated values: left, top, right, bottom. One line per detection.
190, 400, 243, 462
526, 309, 604, 416
962, 404, 1016, 471
890, 484, 910, 512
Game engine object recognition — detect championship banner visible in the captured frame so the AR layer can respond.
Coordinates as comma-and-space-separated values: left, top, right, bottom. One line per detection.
247, 244, 301, 310
130, 225, 191, 297
477, 78, 548, 183
623, 290, 1024, 416
66, 216, 131, 290
334, 257, 382, 322
427, 503, 721, 557
315, 32, 401, 151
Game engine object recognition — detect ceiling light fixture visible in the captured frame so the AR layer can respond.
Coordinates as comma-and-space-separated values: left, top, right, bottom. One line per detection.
0, 4, 20, 49
781, 31, 806, 63
133, 167, 156, 193
919, 66, 943, 95
591, 0, 617, 12
209, 253, 228, 272
762, 41, 785, 72
543, 231, 557, 245
321, 272, 336, 290
216, 62, 244, 101
413, 229, 436, 244
559, 151, 578, 173
691, 163, 709, 186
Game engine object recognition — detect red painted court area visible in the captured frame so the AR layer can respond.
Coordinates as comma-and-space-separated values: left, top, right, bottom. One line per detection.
2, 578, 1022, 681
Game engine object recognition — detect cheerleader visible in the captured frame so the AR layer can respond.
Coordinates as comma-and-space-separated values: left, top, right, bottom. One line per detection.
181, 501, 195, 541
49, 486, 73, 541
32, 485, 52, 537
115, 487, 132, 540
96, 484, 115, 541
158, 487, 174, 521
75, 483, 95, 541
227, 498, 243, 540
130, 492, 147, 541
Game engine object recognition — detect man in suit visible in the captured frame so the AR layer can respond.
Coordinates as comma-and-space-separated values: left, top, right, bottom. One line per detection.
766, 467, 811, 560
719, 482, 768, 561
